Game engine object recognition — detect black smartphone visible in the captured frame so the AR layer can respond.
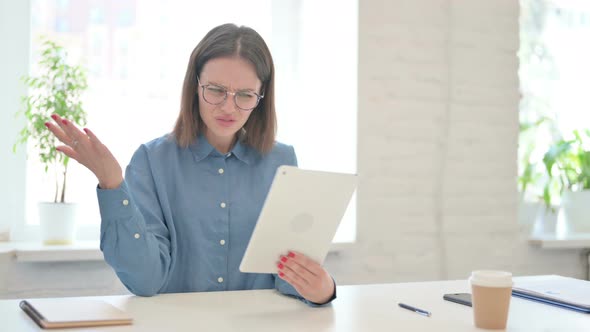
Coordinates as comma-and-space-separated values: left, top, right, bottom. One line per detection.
443, 293, 472, 307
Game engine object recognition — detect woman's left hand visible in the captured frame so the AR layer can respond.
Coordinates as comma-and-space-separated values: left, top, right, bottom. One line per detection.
277, 251, 335, 304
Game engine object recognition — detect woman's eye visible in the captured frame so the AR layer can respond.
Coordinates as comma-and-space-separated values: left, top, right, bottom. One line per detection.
237, 92, 255, 99
207, 86, 226, 96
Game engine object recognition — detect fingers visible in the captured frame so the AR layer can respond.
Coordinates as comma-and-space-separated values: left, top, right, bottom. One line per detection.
284, 251, 323, 276
277, 252, 335, 304
278, 269, 307, 290
45, 120, 71, 147
47, 114, 89, 165
45, 116, 83, 162
50, 114, 88, 149
83, 127, 103, 145
277, 251, 324, 288
55, 145, 80, 161
278, 255, 313, 285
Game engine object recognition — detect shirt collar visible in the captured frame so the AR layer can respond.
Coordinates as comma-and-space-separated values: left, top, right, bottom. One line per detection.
231, 138, 256, 165
190, 134, 257, 165
189, 135, 215, 163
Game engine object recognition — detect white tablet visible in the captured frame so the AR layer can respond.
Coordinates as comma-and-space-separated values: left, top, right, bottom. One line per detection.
239, 165, 357, 273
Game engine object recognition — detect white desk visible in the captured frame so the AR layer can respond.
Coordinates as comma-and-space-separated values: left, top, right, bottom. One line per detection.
1, 276, 588, 331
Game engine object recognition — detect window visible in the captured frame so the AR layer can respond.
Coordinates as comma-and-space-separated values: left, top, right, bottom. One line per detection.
17, 0, 358, 243
519, 0, 590, 203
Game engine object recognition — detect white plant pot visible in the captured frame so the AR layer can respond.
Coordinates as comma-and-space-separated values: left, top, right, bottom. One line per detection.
561, 190, 590, 234
530, 204, 558, 235
519, 199, 540, 225
38, 202, 78, 245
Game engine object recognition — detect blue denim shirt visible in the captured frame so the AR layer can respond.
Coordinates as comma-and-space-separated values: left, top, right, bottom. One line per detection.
96, 134, 331, 305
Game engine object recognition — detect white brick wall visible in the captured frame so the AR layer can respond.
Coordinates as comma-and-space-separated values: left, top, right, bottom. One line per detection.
323, 0, 585, 284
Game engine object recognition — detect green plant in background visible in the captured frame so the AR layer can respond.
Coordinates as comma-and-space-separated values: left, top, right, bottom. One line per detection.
541, 130, 590, 209
13, 38, 88, 203
518, 0, 590, 213
518, 0, 559, 207
518, 116, 551, 196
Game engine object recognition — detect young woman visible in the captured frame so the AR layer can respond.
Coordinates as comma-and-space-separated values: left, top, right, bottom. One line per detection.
45, 23, 335, 305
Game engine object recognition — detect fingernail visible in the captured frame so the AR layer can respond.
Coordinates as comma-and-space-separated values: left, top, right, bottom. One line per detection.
281, 257, 287, 263
83, 128, 89, 134
279, 272, 285, 277
61, 119, 67, 125
56, 147, 62, 152
278, 263, 284, 269
44, 122, 50, 128
51, 114, 57, 120
288, 252, 295, 258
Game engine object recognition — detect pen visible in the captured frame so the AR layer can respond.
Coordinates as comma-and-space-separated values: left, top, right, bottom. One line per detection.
398, 302, 431, 317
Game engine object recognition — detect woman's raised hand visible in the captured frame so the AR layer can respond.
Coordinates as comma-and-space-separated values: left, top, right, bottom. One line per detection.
45, 114, 123, 189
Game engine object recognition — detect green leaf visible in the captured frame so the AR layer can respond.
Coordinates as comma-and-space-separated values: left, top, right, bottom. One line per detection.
519, 116, 551, 132
542, 140, 572, 174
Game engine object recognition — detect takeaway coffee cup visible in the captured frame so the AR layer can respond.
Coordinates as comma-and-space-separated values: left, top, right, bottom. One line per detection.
469, 270, 513, 329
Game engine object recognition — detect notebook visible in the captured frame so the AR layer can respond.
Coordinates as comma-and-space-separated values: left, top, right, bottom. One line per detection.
19, 298, 133, 329
512, 275, 590, 313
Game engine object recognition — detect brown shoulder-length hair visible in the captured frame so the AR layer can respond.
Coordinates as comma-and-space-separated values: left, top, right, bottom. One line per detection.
172, 23, 277, 154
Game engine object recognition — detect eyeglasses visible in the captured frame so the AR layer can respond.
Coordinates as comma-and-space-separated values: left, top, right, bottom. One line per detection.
197, 76, 264, 111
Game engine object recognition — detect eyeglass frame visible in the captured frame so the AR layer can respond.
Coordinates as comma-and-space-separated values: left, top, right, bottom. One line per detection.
196, 76, 264, 111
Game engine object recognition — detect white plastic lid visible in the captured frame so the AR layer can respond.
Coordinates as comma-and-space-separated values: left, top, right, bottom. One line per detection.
468, 270, 513, 288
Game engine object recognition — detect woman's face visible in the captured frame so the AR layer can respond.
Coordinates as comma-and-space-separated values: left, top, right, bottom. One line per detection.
197, 57, 262, 148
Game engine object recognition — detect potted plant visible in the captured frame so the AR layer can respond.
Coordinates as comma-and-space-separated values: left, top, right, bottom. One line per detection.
541, 129, 590, 233
13, 38, 88, 244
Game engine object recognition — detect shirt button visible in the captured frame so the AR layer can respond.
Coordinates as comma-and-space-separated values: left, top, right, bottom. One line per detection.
217, 277, 224, 283
122, 199, 129, 206
226, 152, 232, 157
134, 233, 140, 239
218, 168, 224, 174
220, 202, 226, 208
220, 239, 226, 245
